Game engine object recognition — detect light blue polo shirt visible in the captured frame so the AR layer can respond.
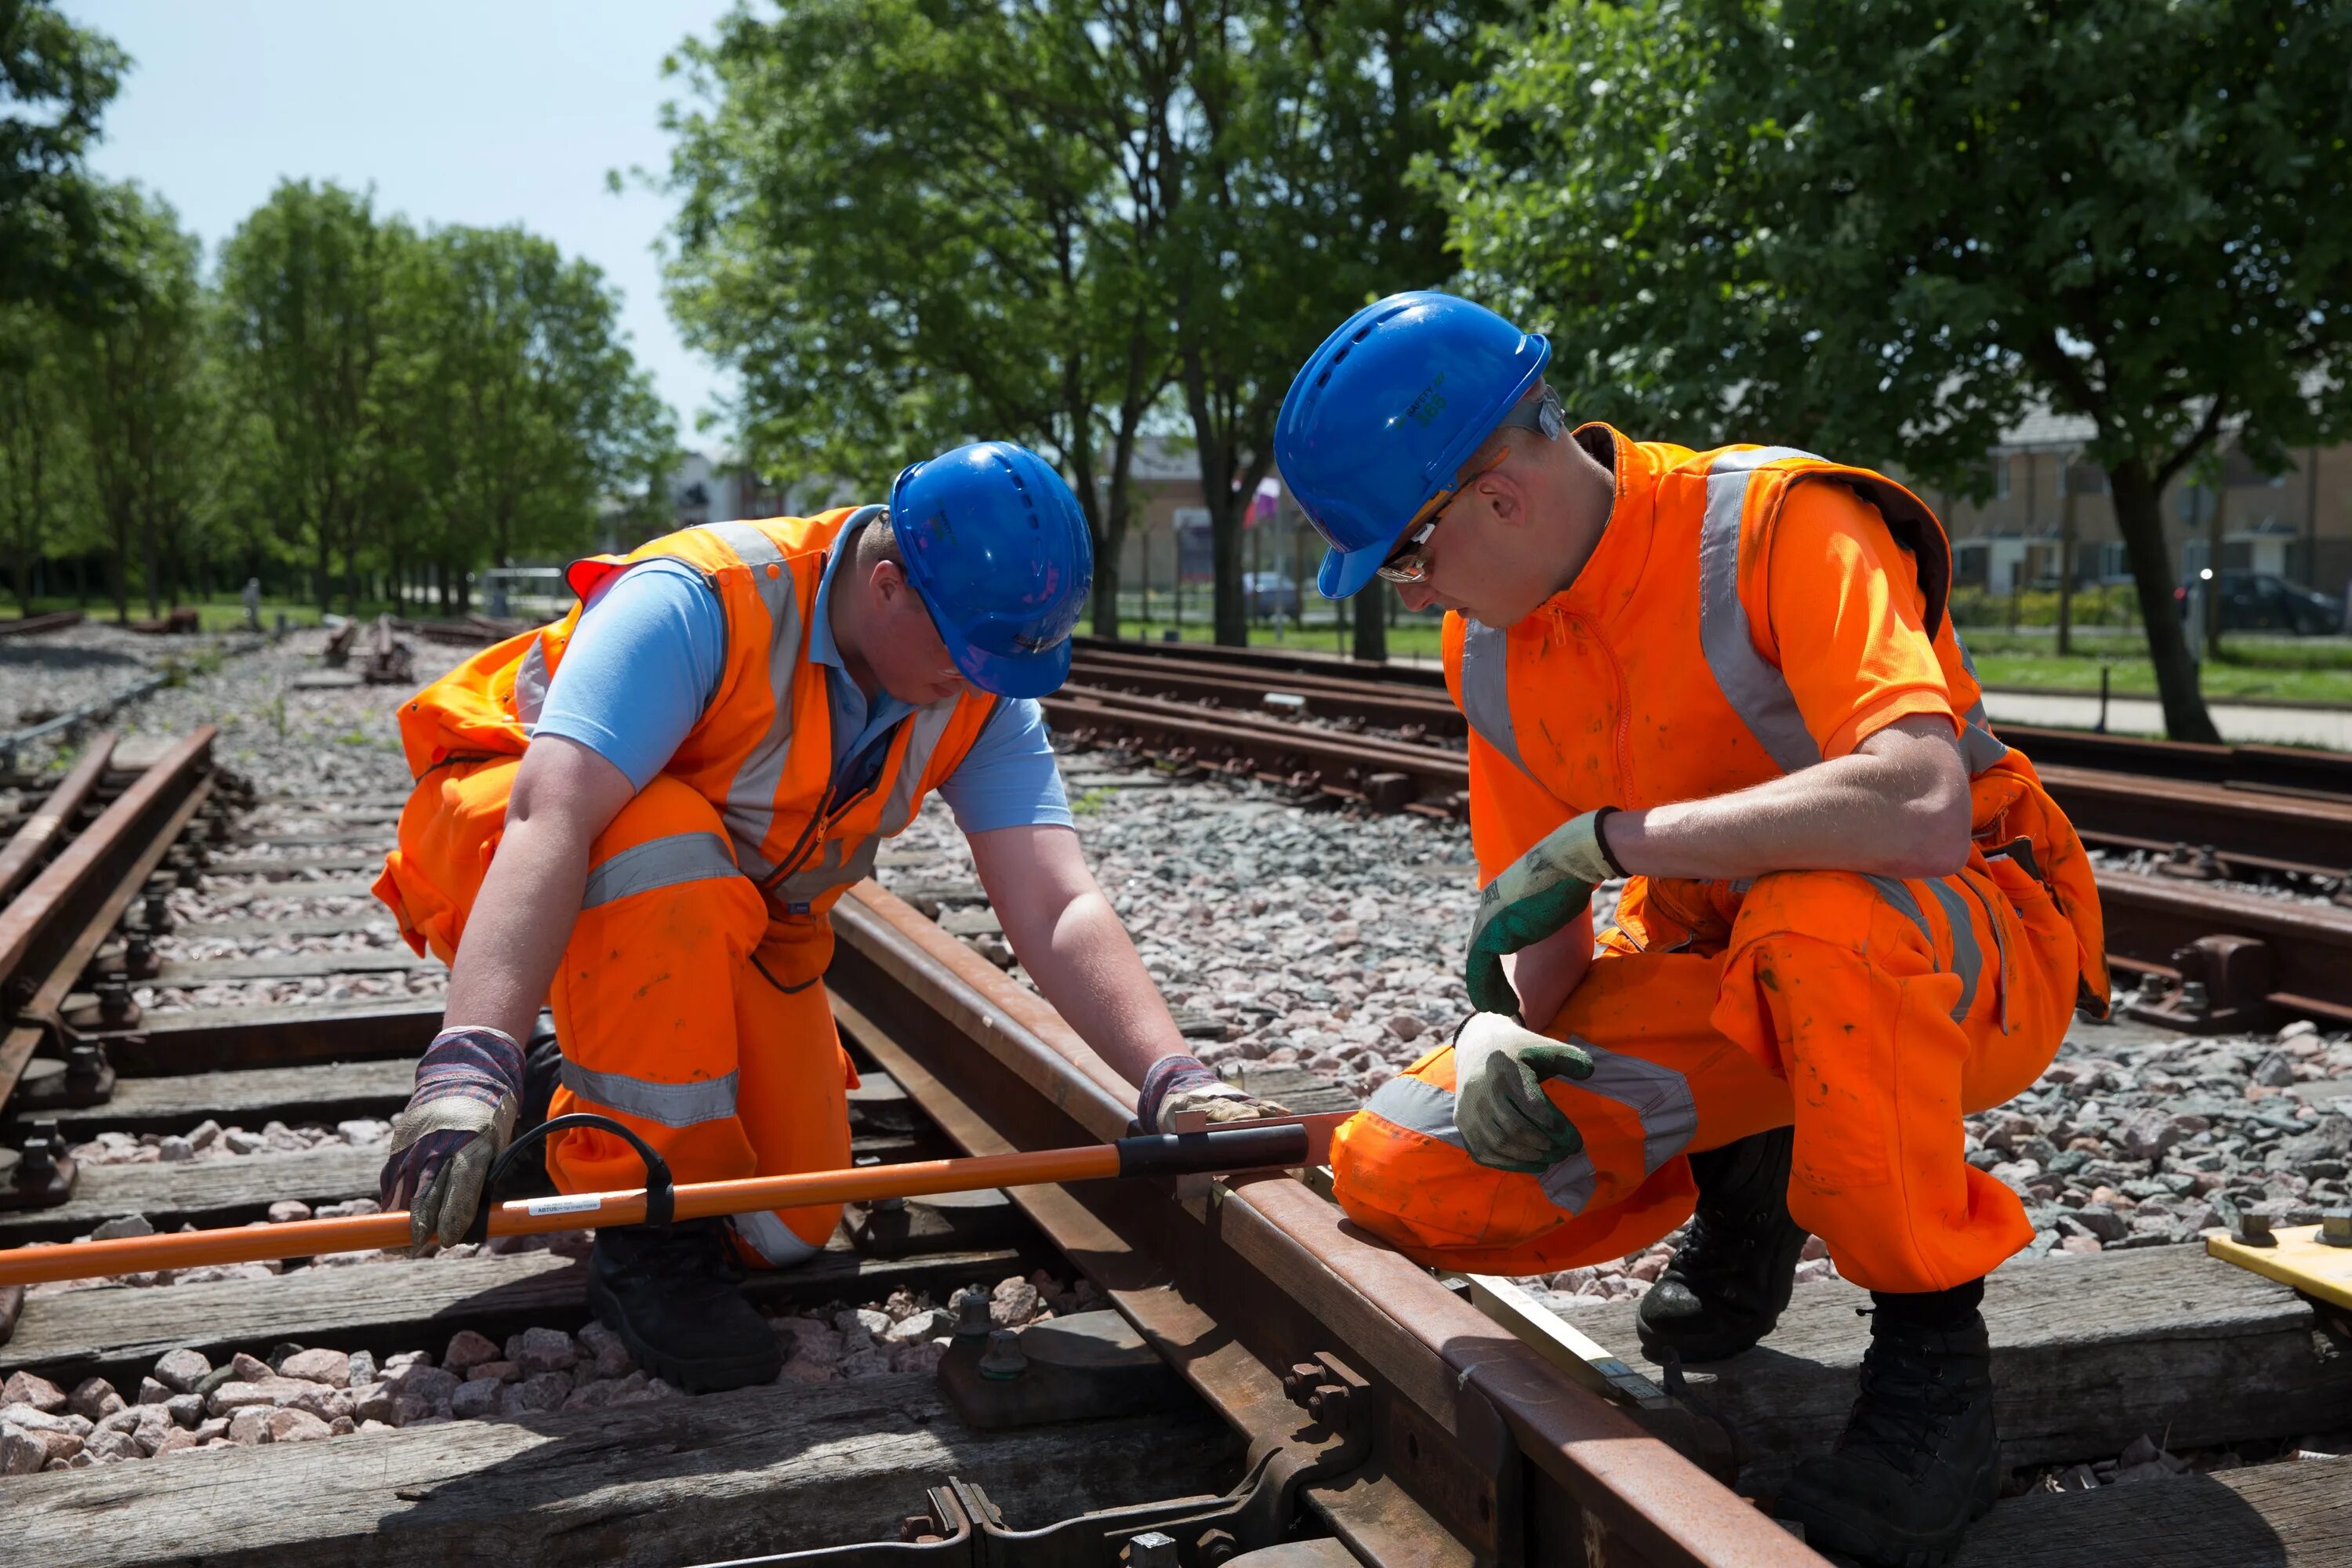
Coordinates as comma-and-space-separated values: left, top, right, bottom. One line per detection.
532, 541, 1071, 833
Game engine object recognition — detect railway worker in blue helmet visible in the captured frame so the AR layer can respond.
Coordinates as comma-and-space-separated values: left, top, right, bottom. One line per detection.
1276, 293, 2107, 1566
372, 440, 1288, 1393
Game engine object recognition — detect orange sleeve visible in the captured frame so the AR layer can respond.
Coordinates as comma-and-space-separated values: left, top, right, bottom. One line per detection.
1753, 481, 1958, 760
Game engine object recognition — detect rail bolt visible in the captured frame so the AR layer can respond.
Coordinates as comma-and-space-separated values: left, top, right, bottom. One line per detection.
950, 1287, 995, 1341
64, 1040, 105, 1087
976, 1329, 1028, 1381
2319, 1210, 2352, 1249
1307, 1382, 1352, 1429
2235, 1211, 2277, 1248
1195, 1528, 1239, 1568
1283, 1362, 1323, 1403
1123, 1531, 1178, 1568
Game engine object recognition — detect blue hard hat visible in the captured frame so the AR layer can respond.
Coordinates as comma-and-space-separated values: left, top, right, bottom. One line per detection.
889, 441, 1092, 699
1273, 292, 1552, 600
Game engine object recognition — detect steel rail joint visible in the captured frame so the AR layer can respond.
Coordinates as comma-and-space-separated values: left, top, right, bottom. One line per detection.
833, 880, 1822, 1568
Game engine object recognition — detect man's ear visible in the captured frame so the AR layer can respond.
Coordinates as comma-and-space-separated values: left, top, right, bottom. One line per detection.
869, 558, 906, 605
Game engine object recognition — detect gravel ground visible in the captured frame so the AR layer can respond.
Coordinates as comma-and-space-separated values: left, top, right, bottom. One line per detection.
0, 1269, 1074, 1473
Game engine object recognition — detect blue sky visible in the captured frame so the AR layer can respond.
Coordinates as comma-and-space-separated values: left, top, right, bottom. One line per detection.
65, 0, 737, 441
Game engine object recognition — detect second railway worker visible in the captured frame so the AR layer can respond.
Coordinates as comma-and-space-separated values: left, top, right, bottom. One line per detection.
1276, 294, 2105, 1567
370, 441, 1284, 1392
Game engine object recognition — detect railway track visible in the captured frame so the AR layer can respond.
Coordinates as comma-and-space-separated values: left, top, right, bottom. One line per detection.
0, 699, 2346, 1560
1057, 637, 2352, 1032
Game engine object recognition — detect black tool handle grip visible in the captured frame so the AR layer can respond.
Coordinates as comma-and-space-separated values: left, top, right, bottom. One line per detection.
1115, 1123, 1310, 1179
463, 1112, 675, 1245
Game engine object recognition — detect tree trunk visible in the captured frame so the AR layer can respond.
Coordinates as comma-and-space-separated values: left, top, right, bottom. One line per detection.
2205, 465, 2227, 660
1351, 581, 1388, 662
2110, 460, 2219, 743
2056, 468, 2078, 658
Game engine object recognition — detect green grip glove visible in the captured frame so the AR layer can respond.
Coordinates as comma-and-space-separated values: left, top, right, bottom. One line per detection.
1463, 809, 1621, 1018
1452, 1012, 1596, 1172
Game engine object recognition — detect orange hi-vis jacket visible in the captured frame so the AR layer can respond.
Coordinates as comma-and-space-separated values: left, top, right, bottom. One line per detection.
379, 506, 1001, 990
1445, 427, 2105, 1006
1327, 426, 2108, 1293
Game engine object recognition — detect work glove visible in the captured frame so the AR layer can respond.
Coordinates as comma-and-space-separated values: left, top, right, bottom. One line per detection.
1452, 1012, 1595, 1173
1463, 808, 1625, 1018
1137, 1052, 1291, 1134
380, 1025, 524, 1252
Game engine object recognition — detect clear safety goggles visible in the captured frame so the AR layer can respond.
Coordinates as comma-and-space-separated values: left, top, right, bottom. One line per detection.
1375, 387, 1566, 586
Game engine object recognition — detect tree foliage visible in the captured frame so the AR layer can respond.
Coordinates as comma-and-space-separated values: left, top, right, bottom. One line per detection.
0, 0, 127, 319
1437, 0, 2352, 740
662, 0, 1497, 645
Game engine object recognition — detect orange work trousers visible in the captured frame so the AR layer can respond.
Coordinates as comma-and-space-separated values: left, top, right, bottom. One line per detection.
1330, 854, 2080, 1294
372, 757, 852, 1267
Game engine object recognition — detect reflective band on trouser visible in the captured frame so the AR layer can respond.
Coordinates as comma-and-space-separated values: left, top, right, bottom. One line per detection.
559, 1058, 739, 1129
581, 831, 746, 909
732, 1207, 824, 1268
1860, 872, 1987, 1025
1457, 621, 1530, 776
1360, 1043, 1698, 1211
1697, 447, 1828, 773
1534, 1047, 1700, 1215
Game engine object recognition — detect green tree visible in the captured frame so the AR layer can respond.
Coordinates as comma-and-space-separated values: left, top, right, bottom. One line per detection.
387, 224, 674, 586
0, 0, 127, 318
662, 0, 1174, 633
1161, 0, 1501, 651
1438, 0, 2352, 742
66, 184, 216, 621
0, 302, 85, 611
216, 180, 405, 613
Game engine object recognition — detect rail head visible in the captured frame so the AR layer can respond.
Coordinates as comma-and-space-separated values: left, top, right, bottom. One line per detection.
832, 877, 1823, 1568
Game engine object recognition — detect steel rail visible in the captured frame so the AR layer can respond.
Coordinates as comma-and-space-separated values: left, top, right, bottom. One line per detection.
1073, 636, 2352, 796
0, 729, 216, 1109
828, 880, 1822, 1568
0, 733, 115, 905
2096, 867, 2352, 1025
0, 611, 84, 639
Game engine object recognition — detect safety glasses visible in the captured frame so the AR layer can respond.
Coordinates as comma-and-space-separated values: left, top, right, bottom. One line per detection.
1375, 387, 1565, 586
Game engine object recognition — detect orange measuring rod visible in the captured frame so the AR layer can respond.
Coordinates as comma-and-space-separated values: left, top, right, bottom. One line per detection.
0, 1123, 1310, 1288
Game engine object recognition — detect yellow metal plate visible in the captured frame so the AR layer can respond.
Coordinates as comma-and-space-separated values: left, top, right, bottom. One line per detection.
2205, 1225, 2352, 1312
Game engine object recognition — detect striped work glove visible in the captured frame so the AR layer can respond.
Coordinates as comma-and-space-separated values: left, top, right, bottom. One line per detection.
380, 1025, 524, 1252
1137, 1053, 1290, 1134
1463, 808, 1625, 1018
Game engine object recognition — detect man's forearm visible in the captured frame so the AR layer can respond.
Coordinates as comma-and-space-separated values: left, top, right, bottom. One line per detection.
1608, 721, 1969, 882
1007, 890, 1189, 1087
441, 815, 591, 1045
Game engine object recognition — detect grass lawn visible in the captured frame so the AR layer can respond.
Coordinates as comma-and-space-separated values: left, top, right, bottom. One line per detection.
0, 593, 474, 634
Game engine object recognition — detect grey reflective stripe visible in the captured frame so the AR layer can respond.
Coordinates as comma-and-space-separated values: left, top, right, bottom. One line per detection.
702, 514, 840, 879
1958, 873, 2014, 1035
1949, 633, 2005, 776
1922, 878, 1984, 1024
1864, 873, 1934, 953
771, 699, 961, 907
731, 1209, 822, 1268
514, 637, 552, 728
580, 831, 745, 910
1697, 448, 1828, 774
1362, 1074, 1468, 1149
559, 1058, 739, 1129
1457, 621, 1529, 775
1538, 1042, 1697, 1215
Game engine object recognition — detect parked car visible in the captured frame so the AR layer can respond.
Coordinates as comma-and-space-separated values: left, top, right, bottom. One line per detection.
1243, 571, 1300, 619
2174, 572, 2344, 635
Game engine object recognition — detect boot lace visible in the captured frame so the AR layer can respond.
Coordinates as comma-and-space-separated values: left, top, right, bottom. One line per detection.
1839, 1332, 1973, 1483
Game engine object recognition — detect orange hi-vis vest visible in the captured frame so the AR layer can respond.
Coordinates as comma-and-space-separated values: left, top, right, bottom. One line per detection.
1447, 426, 2108, 1011
388, 506, 1001, 988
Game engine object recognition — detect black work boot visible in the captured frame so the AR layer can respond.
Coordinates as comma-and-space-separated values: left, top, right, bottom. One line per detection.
587, 1218, 782, 1392
1635, 1127, 1810, 1362
1776, 1290, 2001, 1568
